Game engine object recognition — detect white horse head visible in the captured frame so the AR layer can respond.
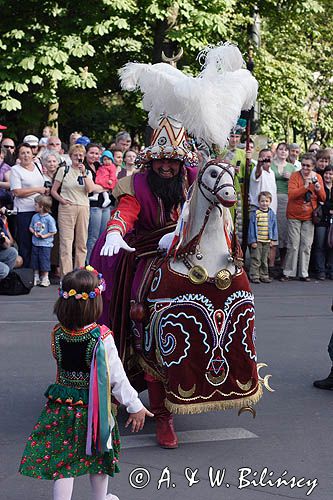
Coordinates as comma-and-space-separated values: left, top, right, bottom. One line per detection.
197, 160, 236, 208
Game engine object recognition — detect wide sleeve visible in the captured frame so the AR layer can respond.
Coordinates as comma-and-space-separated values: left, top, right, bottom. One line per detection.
104, 333, 143, 414
106, 194, 141, 236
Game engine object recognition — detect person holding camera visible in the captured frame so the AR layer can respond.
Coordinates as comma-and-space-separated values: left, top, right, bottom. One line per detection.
51, 144, 95, 277
280, 153, 326, 281
10, 143, 48, 267
0, 209, 19, 281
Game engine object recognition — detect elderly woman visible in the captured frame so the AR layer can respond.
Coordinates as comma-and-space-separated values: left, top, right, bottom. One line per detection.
51, 144, 95, 276
271, 142, 297, 267
281, 154, 326, 281
10, 143, 47, 267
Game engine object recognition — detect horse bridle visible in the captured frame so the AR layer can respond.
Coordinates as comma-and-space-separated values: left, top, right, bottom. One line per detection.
198, 160, 235, 207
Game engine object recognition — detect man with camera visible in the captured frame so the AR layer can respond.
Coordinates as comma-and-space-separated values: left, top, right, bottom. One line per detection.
0, 209, 19, 281
249, 148, 277, 213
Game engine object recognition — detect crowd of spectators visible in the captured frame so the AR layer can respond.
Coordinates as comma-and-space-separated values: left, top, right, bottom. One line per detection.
0, 127, 139, 285
0, 121, 332, 287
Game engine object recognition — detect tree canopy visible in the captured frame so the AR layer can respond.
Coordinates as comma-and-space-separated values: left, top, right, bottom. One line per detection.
0, 0, 332, 146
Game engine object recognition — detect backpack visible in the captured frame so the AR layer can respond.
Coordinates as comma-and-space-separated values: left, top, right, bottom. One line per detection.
0, 268, 34, 295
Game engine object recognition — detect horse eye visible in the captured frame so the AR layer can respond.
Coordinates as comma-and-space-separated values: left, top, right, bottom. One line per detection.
210, 170, 218, 178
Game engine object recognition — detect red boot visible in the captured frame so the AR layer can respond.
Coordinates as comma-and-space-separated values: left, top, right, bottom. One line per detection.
146, 379, 178, 449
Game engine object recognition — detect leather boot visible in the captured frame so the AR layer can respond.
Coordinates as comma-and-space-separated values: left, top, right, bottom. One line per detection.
313, 367, 333, 390
147, 379, 178, 449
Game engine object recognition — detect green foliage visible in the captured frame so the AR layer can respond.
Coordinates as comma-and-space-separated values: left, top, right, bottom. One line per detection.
0, 0, 331, 146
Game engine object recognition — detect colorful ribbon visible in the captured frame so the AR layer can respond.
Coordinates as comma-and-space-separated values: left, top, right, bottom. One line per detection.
86, 329, 115, 455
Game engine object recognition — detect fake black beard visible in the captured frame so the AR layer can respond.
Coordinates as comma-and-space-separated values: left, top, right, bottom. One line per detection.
4, 151, 16, 167
147, 168, 184, 214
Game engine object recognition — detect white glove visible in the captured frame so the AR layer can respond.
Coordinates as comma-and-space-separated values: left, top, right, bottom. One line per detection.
100, 231, 136, 256
158, 231, 175, 252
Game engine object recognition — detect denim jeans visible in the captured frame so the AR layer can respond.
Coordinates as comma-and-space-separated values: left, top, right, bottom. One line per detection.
86, 206, 111, 264
0, 246, 18, 280
313, 225, 333, 276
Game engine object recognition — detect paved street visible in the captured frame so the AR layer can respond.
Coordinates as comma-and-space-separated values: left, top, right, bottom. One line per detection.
1, 280, 332, 500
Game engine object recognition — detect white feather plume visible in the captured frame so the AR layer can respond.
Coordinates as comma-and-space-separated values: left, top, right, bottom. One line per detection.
118, 43, 258, 149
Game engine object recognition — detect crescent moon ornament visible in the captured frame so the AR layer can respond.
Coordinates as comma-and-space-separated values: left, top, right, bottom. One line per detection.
236, 378, 253, 391
257, 362, 268, 382
263, 374, 275, 392
161, 47, 184, 64
238, 406, 256, 418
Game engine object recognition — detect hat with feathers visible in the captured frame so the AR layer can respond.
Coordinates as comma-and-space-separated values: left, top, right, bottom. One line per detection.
119, 42, 258, 154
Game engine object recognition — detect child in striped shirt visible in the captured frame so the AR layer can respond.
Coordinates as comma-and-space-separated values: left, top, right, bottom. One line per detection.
248, 191, 278, 283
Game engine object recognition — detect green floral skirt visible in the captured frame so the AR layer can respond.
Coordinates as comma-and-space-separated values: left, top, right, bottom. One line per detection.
19, 401, 120, 480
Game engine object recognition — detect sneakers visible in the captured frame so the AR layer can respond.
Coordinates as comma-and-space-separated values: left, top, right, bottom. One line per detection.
33, 273, 40, 286
250, 278, 260, 284
260, 276, 272, 283
39, 277, 50, 287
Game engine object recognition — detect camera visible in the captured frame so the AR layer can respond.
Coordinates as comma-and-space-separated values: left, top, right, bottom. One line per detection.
311, 176, 318, 184
0, 208, 17, 217
44, 180, 52, 189
77, 158, 84, 185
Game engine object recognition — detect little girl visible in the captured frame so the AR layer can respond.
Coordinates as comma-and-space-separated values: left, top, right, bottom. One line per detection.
89, 151, 117, 208
19, 266, 152, 500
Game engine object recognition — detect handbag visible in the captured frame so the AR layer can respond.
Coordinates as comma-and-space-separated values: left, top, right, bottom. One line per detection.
0, 268, 34, 295
312, 204, 323, 225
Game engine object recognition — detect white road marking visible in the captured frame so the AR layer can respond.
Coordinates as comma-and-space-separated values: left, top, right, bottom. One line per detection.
121, 428, 257, 449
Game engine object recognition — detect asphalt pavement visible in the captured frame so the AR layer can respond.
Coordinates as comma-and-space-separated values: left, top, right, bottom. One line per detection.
1, 279, 332, 500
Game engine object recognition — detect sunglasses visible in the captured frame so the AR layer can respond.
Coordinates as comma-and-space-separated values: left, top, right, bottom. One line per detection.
49, 143, 60, 146
2, 145, 15, 149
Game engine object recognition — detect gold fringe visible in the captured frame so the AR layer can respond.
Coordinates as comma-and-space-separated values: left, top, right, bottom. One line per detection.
164, 384, 263, 415
138, 356, 165, 382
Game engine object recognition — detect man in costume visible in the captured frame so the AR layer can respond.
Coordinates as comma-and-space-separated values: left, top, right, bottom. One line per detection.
91, 42, 270, 449
90, 116, 197, 448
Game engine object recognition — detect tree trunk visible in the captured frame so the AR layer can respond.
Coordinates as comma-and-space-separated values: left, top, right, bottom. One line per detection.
48, 101, 59, 136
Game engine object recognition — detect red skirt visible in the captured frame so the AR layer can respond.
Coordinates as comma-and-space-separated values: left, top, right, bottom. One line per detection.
138, 263, 262, 414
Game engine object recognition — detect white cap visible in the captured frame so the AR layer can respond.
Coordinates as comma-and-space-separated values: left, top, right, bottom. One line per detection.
23, 134, 39, 146
39, 137, 48, 146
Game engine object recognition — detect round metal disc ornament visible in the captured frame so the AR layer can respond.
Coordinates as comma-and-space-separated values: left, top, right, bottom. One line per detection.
188, 265, 208, 285
215, 269, 232, 290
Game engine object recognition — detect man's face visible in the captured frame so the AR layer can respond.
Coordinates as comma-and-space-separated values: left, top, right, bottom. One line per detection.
229, 134, 241, 149
152, 159, 181, 179
116, 138, 131, 152
289, 147, 300, 161
1, 138, 15, 156
113, 151, 123, 167
258, 151, 272, 171
47, 137, 61, 152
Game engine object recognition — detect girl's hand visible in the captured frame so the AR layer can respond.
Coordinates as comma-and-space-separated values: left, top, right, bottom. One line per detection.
125, 406, 154, 433
251, 243, 257, 249
283, 171, 291, 179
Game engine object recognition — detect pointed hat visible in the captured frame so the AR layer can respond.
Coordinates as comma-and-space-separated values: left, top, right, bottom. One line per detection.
135, 115, 197, 167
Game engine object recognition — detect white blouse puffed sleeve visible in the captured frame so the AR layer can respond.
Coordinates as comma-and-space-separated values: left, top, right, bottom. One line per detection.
103, 333, 144, 414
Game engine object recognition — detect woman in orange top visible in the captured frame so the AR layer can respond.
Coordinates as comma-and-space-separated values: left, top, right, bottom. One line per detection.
281, 153, 325, 281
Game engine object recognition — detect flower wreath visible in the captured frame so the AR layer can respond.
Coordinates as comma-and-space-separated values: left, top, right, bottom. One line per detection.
58, 265, 106, 300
